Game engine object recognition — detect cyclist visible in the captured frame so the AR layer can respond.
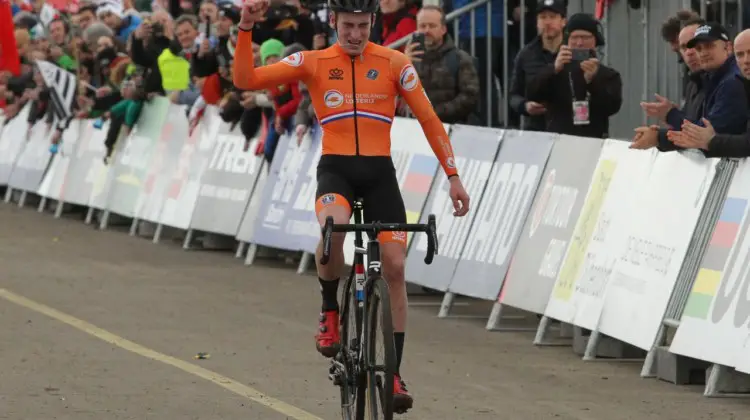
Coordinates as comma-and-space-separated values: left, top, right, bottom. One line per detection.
233, 0, 470, 412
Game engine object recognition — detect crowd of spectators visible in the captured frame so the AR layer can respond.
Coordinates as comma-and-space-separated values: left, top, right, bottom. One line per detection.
4, 0, 750, 166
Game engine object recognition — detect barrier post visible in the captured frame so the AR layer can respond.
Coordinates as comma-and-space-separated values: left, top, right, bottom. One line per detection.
182, 228, 194, 249
129, 218, 140, 236
297, 252, 312, 275
4, 187, 12, 203
37, 196, 47, 212
153, 223, 163, 244
437, 292, 455, 318
235, 242, 246, 259
485, 302, 539, 332
54, 199, 64, 218
245, 243, 258, 265
17, 190, 27, 208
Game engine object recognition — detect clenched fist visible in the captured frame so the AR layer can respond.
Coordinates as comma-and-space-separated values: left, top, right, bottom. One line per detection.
239, 0, 270, 30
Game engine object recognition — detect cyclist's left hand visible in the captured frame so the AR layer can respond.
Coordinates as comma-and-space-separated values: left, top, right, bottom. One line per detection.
449, 176, 470, 217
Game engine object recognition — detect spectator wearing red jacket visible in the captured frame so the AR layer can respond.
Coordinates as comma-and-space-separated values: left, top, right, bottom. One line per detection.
260, 39, 302, 164
371, 0, 418, 49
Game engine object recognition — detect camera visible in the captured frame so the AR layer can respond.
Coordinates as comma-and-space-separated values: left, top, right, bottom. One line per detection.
151, 22, 165, 38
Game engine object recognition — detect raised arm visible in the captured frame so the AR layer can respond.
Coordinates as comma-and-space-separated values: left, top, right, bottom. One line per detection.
391, 52, 458, 178
232, 30, 313, 91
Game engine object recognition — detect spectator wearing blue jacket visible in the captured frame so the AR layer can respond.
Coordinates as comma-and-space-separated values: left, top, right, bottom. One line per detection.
96, 1, 142, 44
639, 22, 748, 151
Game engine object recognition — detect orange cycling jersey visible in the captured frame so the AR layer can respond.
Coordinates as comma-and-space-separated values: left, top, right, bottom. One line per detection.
232, 30, 459, 178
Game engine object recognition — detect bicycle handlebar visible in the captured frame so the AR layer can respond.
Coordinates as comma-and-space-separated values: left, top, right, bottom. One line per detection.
319, 215, 439, 266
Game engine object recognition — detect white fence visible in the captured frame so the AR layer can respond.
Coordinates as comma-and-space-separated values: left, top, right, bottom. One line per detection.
2, 97, 750, 397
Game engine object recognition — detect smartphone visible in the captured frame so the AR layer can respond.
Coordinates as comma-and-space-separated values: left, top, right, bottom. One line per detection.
93, 118, 104, 130
411, 32, 426, 51
571, 48, 593, 61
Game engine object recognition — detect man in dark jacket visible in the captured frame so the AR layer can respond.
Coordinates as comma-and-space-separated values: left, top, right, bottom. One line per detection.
667, 28, 750, 157
639, 22, 748, 150
631, 17, 706, 150
405, 5, 480, 124
660, 9, 702, 95
526, 12, 622, 138
509, 0, 566, 131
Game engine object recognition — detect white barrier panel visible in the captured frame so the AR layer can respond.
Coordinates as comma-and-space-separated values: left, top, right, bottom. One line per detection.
597, 150, 717, 350
38, 119, 82, 201
106, 99, 169, 218
405, 124, 502, 291
8, 120, 53, 192
235, 159, 269, 244
64, 121, 110, 208
342, 118, 443, 265
136, 105, 189, 223
670, 160, 750, 367
188, 123, 263, 236
158, 106, 222, 230
0, 105, 31, 184
500, 135, 604, 314
544, 140, 653, 328
447, 130, 554, 301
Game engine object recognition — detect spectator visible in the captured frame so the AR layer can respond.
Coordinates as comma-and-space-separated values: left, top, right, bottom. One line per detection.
168, 14, 201, 106
526, 12, 622, 138
660, 9, 701, 96
641, 23, 748, 147
73, 2, 98, 31
259, 38, 302, 164
49, 17, 70, 47
193, 2, 240, 78
252, 0, 316, 49
97, 0, 142, 44
667, 28, 750, 157
631, 17, 705, 150
404, 5, 480, 125
509, 0, 566, 132
371, 0, 417, 48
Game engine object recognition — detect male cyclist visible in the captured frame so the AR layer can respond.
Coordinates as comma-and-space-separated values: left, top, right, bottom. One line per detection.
233, 0, 471, 413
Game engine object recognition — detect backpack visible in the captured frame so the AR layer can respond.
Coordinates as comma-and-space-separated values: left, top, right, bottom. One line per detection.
442, 48, 482, 124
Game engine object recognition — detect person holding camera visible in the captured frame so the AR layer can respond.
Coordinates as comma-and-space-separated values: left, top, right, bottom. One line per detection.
526, 12, 622, 138
403, 5, 480, 125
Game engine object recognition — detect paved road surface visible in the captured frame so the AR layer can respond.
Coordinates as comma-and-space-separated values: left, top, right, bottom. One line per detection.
1, 203, 749, 419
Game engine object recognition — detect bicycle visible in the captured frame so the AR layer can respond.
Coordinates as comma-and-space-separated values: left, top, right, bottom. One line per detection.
320, 198, 438, 420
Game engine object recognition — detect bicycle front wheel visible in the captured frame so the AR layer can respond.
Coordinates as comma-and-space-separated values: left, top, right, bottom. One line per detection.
364, 276, 396, 420
339, 272, 366, 420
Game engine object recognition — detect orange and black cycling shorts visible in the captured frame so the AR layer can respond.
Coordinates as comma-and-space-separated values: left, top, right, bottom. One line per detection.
315, 155, 407, 247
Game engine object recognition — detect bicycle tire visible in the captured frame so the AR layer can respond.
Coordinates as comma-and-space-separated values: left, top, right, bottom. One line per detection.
339, 270, 366, 420
364, 276, 396, 420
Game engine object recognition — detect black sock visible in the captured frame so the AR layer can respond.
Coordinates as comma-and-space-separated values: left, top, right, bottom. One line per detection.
319, 277, 340, 312
394, 332, 405, 375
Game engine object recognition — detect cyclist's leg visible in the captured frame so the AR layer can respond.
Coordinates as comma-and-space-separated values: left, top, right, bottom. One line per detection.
362, 165, 412, 410
314, 167, 354, 358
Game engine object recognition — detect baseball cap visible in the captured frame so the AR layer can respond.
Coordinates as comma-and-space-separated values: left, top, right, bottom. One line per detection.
537, 0, 566, 17
686, 22, 730, 48
218, 3, 241, 25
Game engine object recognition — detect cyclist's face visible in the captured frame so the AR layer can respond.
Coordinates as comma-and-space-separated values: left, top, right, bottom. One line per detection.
332, 12, 372, 55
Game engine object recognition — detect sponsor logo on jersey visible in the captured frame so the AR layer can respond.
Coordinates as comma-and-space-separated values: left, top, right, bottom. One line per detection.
399, 64, 419, 91
329, 68, 344, 80
391, 231, 406, 242
324, 90, 344, 108
282, 52, 304, 67
446, 157, 456, 169
366, 69, 379, 80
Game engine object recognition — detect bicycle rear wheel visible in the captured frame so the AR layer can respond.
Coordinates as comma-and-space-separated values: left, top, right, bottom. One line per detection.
339, 270, 366, 420
364, 277, 396, 420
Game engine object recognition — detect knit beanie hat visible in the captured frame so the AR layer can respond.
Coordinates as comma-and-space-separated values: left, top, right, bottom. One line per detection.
260, 39, 285, 65
564, 13, 604, 46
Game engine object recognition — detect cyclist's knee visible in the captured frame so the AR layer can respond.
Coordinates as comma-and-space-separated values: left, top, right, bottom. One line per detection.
316, 193, 351, 225
381, 241, 406, 283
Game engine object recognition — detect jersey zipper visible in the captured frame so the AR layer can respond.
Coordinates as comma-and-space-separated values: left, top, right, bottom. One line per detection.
350, 57, 360, 156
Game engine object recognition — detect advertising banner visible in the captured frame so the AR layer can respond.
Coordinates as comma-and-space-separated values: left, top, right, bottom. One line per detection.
136, 104, 189, 223
159, 106, 222, 230
0, 105, 31, 185
106, 98, 169, 217
598, 150, 717, 350
670, 159, 750, 367
8, 120, 54, 192
248, 128, 322, 252
188, 123, 264, 236
38, 119, 82, 201
500, 135, 604, 314
543, 140, 653, 329
448, 130, 555, 301
405, 124, 502, 291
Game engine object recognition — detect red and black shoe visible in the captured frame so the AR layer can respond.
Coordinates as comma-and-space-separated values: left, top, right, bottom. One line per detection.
315, 310, 341, 358
393, 374, 413, 414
